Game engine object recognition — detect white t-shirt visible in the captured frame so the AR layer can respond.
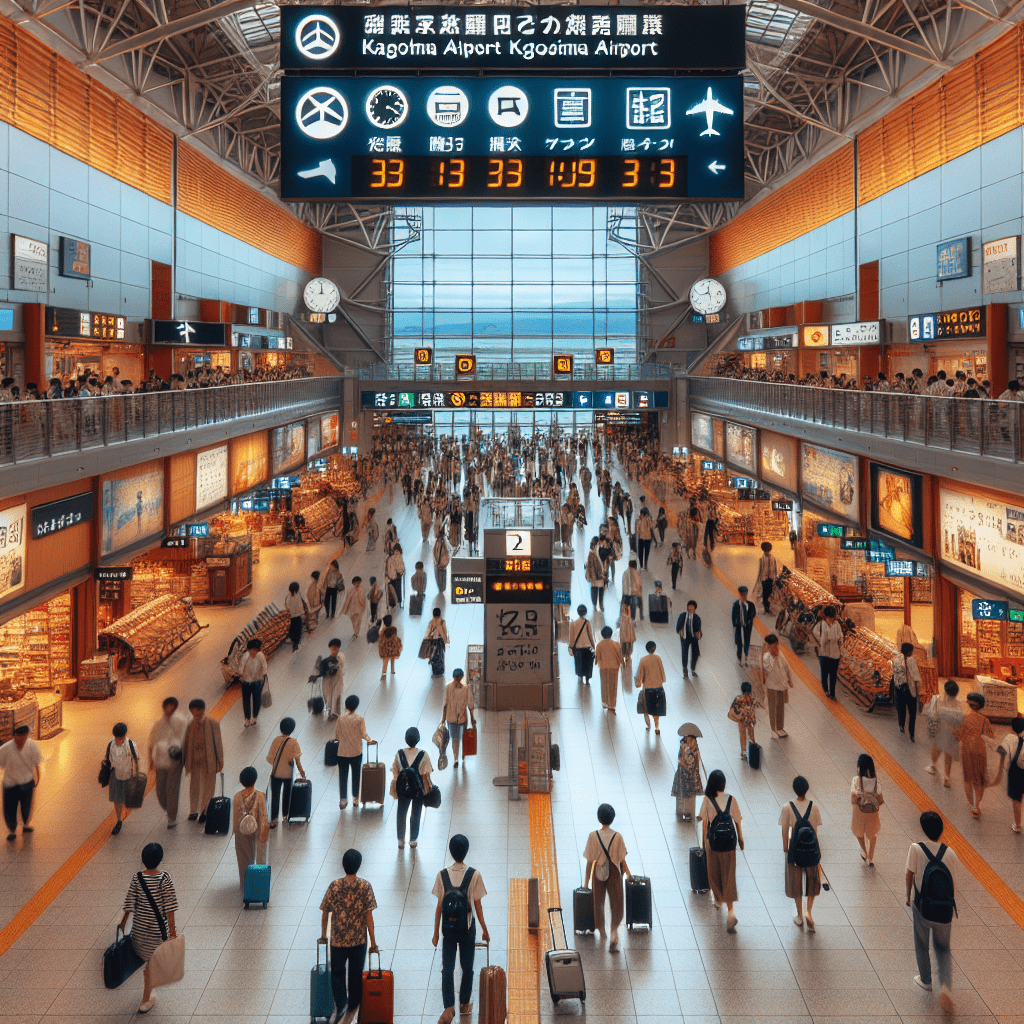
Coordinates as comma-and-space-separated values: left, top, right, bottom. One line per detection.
851, 775, 882, 800
432, 862, 487, 928
698, 792, 742, 827
285, 593, 305, 617
0, 738, 43, 786
998, 733, 1024, 769
583, 827, 627, 870
906, 840, 960, 894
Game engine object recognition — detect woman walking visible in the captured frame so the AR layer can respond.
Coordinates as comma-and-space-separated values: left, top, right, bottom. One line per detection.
266, 718, 305, 829
391, 727, 434, 849
585, 538, 607, 611
635, 640, 667, 734
698, 769, 744, 932
959, 692, 995, 817
239, 638, 267, 728
569, 604, 596, 686
666, 542, 684, 590
105, 722, 140, 836
619, 598, 636, 661
671, 724, 703, 821
423, 607, 450, 677
232, 767, 269, 889
925, 680, 964, 787
322, 560, 343, 620
340, 576, 366, 639
595, 626, 624, 713
119, 843, 178, 1013
441, 668, 476, 768
335, 695, 373, 809
306, 571, 323, 631
432, 533, 450, 594
727, 681, 760, 761
582, 803, 632, 950
285, 582, 306, 652
378, 615, 402, 680
364, 507, 379, 552
892, 641, 922, 740
851, 753, 883, 866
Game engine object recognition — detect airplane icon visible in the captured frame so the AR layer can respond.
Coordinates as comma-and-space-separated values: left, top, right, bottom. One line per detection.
175, 321, 196, 341
298, 158, 337, 185
686, 88, 734, 137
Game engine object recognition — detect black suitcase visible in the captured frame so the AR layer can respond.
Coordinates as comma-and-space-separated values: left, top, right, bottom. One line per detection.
287, 779, 312, 822
572, 886, 595, 934
324, 739, 339, 767
689, 846, 709, 893
625, 875, 652, 930
409, 594, 424, 616
648, 594, 669, 624
204, 772, 231, 835
747, 740, 762, 770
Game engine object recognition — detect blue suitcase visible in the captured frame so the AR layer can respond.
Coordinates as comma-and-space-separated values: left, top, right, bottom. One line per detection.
311, 932, 334, 1023
244, 863, 271, 908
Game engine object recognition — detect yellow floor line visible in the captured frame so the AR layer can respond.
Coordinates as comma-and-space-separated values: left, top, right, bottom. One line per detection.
710, 560, 1024, 930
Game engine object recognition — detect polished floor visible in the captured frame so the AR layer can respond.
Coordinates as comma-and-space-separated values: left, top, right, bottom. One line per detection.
1, 451, 1022, 1024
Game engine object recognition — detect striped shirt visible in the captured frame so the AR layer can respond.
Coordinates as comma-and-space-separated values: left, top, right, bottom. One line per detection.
123, 871, 177, 960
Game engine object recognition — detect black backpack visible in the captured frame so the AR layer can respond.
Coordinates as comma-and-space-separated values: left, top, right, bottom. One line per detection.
707, 796, 737, 853
396, 750, 425, 800
915, 843, 957, 924
440, 867, 475, 938
788, 802, 821, 868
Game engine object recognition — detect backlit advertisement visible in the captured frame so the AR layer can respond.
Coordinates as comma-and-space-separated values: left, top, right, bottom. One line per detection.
101, 468, 164, 555
725, 422, 755, 474
195, 445, 229, 512
321, 413, 339, 448
940, 487, 1024, 599
691, 413, 714, 455
0, 503, 26, 603
759, 430, 798, 495
271, 422, 307, 476
870, 463, 923, 550
801, 443, 859, 522
230, 433, 269, 495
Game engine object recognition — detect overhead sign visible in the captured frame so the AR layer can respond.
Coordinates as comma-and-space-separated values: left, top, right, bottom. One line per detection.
362, 389, 667, 410
506, 530, 531, 557
152, 320, 228, 346
12, 235, 47, 292
972, 598, 1009, 621
831, 321, 880, 346
885, 560, 917, 578
31, 492, 94, 539
279, 5, 746, 72
47, 307, 126, 340
983, 235, 1020, 294
59, 237, 91, 280
161, 536, 190, 549
95, 566, 133, 581
908, 306, 985, 341
280, 75, 744, 202
816, 523, 845, 538
801, 325, 829, 347
595, 348, 614, 365
937, 236, 971, 280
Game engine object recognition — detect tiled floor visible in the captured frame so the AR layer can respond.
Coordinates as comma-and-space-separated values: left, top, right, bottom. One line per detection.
2, 448, 1022, 1024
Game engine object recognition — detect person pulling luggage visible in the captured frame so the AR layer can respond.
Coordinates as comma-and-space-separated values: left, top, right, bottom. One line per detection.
582, 803, 631, 950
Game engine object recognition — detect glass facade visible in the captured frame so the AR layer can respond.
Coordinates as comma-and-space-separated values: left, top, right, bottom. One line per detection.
389, 206, 638, 367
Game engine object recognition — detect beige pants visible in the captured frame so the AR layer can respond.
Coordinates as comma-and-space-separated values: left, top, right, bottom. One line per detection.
189, 768, 217, 815
767, 689, 786, 732
600, 669, 618, 709
593, 863, 623, 934
155, 762, 182, 821
235, 833, 266, 889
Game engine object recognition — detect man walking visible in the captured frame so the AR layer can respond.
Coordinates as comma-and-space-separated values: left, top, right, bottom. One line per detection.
148, 697, 187, 828
811, 605, 844, 700
732, 587, 756, 665
762, 634, 794, 739
906, 811, 958, 1014
0, 724, 43, 840
676, 600, 702, 678
621, 559, 643, 620
182, 698, 224, 822
432, 834, 489, 1024
595, 625, 624, 712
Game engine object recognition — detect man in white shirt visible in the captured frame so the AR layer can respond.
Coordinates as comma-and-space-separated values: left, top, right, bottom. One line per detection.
762, 634, 794, 739
998, 379, 1023, 402
148, 697, 188, 828
0, 725, 44, 839
906, 811, 959, 1013
811, 605, 844, 700
432, 834, 489, 1024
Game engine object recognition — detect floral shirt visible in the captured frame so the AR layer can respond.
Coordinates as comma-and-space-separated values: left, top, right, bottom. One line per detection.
320, 877, 377, 947
730, 693, 758, 725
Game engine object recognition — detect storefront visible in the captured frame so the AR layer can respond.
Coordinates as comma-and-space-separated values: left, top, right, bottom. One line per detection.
44, 306, 143, 384
797, 322, 882, 383
727, 329, 798, 377
235, 332, 292, 374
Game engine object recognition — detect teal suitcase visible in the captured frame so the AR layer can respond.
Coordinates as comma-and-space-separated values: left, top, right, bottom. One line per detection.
311, 933, 334, 1023
244, 863, 271, 908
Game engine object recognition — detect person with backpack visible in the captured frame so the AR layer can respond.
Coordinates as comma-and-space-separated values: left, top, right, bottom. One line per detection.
906, 810, 959, 1012
431, 835, 489, 1024
892, 641, 922, 740
391, 727, 434, 849
851, 753, 884, 865
104, 722, 141, 836
778, 775, 822, 930
995, 716, 1024, 833
232, 767, 269, 889
583, 803, 631, 949
698, 769, 744, 932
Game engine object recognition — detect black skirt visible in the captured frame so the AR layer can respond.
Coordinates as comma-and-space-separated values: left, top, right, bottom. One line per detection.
573, 647, 594, 680
644, 686, 667, 717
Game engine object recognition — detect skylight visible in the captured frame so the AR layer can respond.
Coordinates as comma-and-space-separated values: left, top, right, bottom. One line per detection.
235, 3, 280, 48
747, 1, 814, 59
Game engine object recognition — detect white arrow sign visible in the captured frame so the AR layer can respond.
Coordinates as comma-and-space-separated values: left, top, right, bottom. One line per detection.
708, 161, 726, 175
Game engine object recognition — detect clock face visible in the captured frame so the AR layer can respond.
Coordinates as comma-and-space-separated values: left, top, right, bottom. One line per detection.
366, 86, 409, 129
303, 277, 341, 313
689, 277, 727, 315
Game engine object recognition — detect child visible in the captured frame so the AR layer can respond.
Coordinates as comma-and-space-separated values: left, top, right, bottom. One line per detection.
728, 680, 761, 761
671, 723, 703, 821
368, 577, 382, 622
666, 542, 684, 590
411, 561, 428, 598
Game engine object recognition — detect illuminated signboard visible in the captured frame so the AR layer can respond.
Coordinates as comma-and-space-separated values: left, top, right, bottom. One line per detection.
280, 75, 744, 202
909, 306, 985, 341
455, 354, 476, 375
553, 354, 574, 376
831, 321, 880, 346
152, 320, 229, 346
46, 307, 126, 340
972, 598, 1008, 620
816, 523, 845, 538
801, 325, 829, 347
772, 499, 793, 512
595, 348, 614, 365
937, 237, 971, 281
841, 537, 869, 551
414, 347, 433, 364
361, 390, 667, 410
59, 238, 91, 280
885, 560, 916, 577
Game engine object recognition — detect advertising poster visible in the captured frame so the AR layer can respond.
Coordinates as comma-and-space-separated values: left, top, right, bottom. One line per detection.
321, 413, 339, 448
0, 503, 26, 603
940, 488, 1024, 598
801, 443, 859, 521
195, 445, 228, 512
759, 430, 798, 494
691, 412, 714, 454
725, 422, 756, 473
101, 469, 164, 555
871, 464, 923, 549
307, 419, 321, 461
271, 421, 306, 476
230, 433, 269, 496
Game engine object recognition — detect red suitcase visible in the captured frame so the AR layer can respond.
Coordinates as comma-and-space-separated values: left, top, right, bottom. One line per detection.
361, 950, 394, 1024
462, 727, 477, 757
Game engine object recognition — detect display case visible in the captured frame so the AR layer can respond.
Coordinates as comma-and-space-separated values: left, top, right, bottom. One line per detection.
0, 695, 39, 743
838, 626, 898, 711
79, 654, 116, 699
0, 593, 72, 689
98, 596, 206, 677
35, 692, 63, 739
225, 602, 291, 674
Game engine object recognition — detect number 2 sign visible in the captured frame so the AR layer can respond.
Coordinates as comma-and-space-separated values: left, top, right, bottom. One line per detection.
506, 530, 531, 557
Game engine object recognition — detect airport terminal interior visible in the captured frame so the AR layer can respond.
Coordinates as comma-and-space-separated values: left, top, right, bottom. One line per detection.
4, 2, 1024, 1024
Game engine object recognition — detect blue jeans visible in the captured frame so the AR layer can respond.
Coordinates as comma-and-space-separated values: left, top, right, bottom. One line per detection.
396, 796, 422, 841
448, 721, 464, 755
913, 905, 952, 990
441, 921, 476, 1009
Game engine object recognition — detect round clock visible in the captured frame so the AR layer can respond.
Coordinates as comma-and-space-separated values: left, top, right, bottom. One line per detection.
366, 85, 409, 130
689, 277, 727, 315
303, 277, 340, 313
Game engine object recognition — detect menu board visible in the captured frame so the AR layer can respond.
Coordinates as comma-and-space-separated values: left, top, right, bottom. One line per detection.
871, 463, 923, 549
725, 422, 756, 473
801, 443, 859, 522
691, 413, 714, 455
271, 422, 306, 476
0, 503, 26, 603
195, 445, 229, 512
940, 487, 1024, 598
759, 430, 798, 494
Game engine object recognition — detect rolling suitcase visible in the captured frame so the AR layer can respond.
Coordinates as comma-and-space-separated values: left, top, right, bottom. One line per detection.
747, 740, 762, 770
307, 674, 325, 716
204, 772, 231, 835
287, 779, 313, 822
311, 923, 334, 1023
572, 886, 595, 934
244, 861, 271, 908
689, 846, 709, 893
324, 739, 339, 768
361, 949, 394, 1024
477, 940, 507, 1024
625, 875, 653, 930
545, 908, 585, 1006
648, 594, 669, 624
462, 727, 478, 757
360, 741, 386, 805
409, 593, 424, 616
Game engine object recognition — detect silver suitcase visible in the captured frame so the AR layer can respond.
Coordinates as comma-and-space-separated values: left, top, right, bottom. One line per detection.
544, 907, 585, 1005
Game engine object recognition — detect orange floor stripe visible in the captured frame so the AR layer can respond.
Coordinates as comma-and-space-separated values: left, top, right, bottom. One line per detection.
710, 560, 1024, 930
506, 878, 538, 1024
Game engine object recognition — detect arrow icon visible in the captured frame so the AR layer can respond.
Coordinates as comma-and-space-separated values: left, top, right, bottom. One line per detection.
298, 158, 337, 185
708, 161, 726, 175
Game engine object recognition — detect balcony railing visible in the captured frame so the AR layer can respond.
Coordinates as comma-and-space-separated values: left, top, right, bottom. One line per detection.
0, 378, 342, 465
358, 362, 672, 382
687, 377, 1023, 462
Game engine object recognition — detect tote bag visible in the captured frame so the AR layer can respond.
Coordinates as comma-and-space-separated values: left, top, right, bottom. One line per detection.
137, 872, 186, 988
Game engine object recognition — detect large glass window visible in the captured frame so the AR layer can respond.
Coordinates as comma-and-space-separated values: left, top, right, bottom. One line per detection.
390, 206, 637, 365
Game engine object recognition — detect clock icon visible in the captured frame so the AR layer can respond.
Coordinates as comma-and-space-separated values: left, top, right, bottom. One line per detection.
366, 86, 409, 129
303, 277, 341, 313
689, 277, 727, 315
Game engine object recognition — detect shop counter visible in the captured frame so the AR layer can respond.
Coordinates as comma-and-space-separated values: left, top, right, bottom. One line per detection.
0, 695, 39, 744
839, 627, 897, 711
36, 692, 63, 739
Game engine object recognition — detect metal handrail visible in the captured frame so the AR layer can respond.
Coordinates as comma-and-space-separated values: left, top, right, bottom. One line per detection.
357, 361, 672, 382
0, 377, 342, 466
687, 377, 1022, 463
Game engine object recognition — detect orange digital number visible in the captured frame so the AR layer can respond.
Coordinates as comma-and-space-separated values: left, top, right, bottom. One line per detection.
387, 159, 403, 186
623, 159, 640, 188
658, 158, 675, 188
487, 159, 503, 188
438, 159, 465, 188
370, 158, 387, 188
507, 158, 523, 187
578, 159, 596, 187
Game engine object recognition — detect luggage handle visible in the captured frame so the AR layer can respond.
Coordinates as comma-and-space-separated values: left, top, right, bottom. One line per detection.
219, 771, 225, 798
475, 939, 490, 967
366, 947, 385, 977
366, 739, 378, 760
317, 914, 332, 969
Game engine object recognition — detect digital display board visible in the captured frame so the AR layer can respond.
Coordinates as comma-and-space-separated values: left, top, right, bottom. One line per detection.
361, 389, 666, 410
46, 307, 126, 340
972, 598, 1009, 621
908, 306, 986, 341
152, 320, 228, 346
841, 537, 869, 551
870, 463, 924, 550
280, 75, 743, 201
816, 523, 845, 538
280, 5, 746, 72
885, 560, 916, 577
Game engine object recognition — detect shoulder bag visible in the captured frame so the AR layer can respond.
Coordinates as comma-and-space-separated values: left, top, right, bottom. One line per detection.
261, 675, 273, 709
98, 741, 113, 788
594, 831, 617, 882
137, 873, 185, 988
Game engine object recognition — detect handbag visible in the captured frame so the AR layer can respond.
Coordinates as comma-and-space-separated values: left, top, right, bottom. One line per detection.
103, 926, 144, 989
261, 676, 273, 709
594, 830, 616, 882
637, 687, 645, 714
418, 637, 433, 660
98, 741, 113, 788
422, 783, 442, 809
136, 871, 185, 988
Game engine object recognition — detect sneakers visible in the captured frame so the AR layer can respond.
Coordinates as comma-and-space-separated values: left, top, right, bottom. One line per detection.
913, 975, 932, 991
339, 799, 348, 809
1012, 824, 1022, 834
187, 813, 198, 821
924, 764, 938, 775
